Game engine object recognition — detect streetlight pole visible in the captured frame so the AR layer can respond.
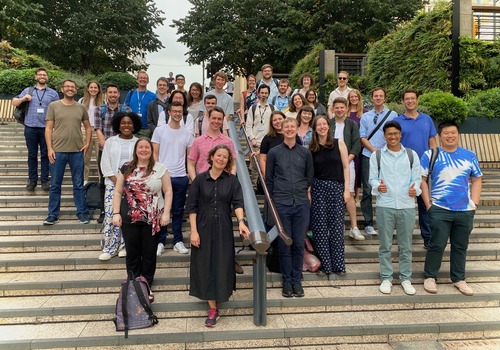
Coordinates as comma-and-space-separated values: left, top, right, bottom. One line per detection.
451, 0, 460, 96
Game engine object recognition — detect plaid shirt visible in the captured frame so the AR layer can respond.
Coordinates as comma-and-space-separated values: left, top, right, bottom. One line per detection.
94, 103, 129, 141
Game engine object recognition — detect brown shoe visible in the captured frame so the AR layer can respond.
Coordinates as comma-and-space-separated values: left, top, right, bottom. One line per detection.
424, 278, 437, 294
454, 281, 473, 296
235, 261, 244, 274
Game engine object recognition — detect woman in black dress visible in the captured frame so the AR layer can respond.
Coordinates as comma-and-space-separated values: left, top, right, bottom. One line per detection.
186, 144, 250, 327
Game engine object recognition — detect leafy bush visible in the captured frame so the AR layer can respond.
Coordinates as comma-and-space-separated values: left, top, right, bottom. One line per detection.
419, 91, 468, 123
98, 72, 136, 91
467, 88, 500, 119
0, 40, 58, 71
385, 102, 405, 116
0, 69, 64, 95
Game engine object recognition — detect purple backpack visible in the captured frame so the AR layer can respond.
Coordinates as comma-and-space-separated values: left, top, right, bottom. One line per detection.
114, 275, 158, 338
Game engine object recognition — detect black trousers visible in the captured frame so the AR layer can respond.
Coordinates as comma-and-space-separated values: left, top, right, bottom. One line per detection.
122, 222, 159, 286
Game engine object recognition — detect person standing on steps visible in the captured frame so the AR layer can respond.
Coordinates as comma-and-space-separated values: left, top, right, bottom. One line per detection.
327, 71, 352, 117
43, 79, 92, 225
12, 67, 60, 192
124, 70, 156, 138
186, 144, 250, 327
266, 117, 314, 298
359, 87, 397, 236
152, 102, 194, 256
394, 88, 437, 249
369, 120, 421, 296
99, 112, 141, 261
422, 120, 482, 297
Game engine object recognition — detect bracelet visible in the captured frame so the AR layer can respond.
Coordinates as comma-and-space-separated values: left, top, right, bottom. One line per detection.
113, 213, 120, 215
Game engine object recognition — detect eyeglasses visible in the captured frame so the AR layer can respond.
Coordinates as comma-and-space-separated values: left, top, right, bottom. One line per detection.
62, 85, 76, 89
338, 77, 347, 80
36, 74, 48, 77
385, 132, 401, 137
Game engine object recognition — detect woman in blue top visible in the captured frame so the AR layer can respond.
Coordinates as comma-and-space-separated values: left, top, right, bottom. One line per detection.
296, 105, 315, 147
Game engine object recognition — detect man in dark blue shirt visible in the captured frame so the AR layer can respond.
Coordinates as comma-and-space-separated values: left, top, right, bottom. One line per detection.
266, 117, 314, 298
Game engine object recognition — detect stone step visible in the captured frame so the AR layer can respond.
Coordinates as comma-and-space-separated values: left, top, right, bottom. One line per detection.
1, 244, 499, 274
0, 303, 499, 348
1, 282, 499, 324
1, 228, 499, 253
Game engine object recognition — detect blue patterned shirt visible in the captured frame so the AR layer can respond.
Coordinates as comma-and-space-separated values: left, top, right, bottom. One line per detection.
421, 147, 482, 211
16, 86, 60, 128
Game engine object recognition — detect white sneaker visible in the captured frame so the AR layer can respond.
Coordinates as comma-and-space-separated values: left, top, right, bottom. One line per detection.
349, 227, 365, 241
99, 252, 114, 261
118, 249, 126, 258
173, 241, 189, 254
401, 280, 416, 295
364, 226, 378, 235
156, 243, 165, 256
379, 280, 392, 294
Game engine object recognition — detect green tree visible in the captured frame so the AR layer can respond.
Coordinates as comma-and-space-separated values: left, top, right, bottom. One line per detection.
23, 0, 165, 73
172, 0, 425, 76
0, 0, 49, 47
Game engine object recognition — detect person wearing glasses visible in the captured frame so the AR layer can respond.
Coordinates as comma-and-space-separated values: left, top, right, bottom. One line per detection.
327, 71, 352, 117
359, 88, 397, 236
12, 67, 60, 192
43, 79, 92, 225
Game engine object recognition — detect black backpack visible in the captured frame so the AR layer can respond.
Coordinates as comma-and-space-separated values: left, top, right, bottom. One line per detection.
13, 87, 34, 125
114, 274, 158, 338
84, 182, 103, 210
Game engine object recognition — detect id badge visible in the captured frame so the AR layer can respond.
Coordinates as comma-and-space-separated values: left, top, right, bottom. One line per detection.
37, 108, 44, 113
258, 124, 265, 132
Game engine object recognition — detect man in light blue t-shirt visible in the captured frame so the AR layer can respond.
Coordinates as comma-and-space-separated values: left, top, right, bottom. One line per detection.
421, 120, 482, 297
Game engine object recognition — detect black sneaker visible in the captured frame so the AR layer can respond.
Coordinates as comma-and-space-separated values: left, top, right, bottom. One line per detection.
26, 182, 36, 192
282, 284, 293, 298
293, 284, 304, 298
43, 216, 59, 225
41, 181, 50, 191
205, 308, 219, 327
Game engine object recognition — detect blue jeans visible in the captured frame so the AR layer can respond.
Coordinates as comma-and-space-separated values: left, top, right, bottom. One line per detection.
158, 176, 189, 245
48, 151, 88, 218
24, 126, 49, 183
276, 202, 310, 287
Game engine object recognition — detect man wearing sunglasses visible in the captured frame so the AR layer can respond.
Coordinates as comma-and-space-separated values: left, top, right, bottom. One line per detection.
327, 71, 352, 117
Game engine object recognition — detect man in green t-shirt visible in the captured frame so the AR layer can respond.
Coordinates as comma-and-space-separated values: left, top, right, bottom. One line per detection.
43, 79, 92, 225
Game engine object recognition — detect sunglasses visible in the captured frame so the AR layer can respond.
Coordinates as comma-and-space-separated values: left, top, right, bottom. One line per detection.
338, 77, 347, 80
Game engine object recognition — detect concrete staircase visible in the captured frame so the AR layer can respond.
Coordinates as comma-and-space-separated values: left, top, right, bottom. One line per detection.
0, 122, 499, 349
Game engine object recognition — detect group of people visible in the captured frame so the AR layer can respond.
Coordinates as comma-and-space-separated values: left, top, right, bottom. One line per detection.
12, 64, 482, 328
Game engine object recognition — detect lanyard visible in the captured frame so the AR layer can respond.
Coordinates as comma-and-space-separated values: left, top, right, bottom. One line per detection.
34, 88, 47, 107
258, 105, 267, 124
136, 90, 147, 112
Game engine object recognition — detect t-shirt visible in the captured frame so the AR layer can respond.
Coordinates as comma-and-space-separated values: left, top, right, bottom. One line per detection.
46, 101, 89, 152
421, 146, 482, 211
394, 112, 437, 157
151, 124, 194, 178
126, 89, 156, 128
328, 87, 352, 106
200, 90, 234, 115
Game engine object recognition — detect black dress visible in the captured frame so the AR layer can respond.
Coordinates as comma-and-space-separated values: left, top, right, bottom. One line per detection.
185, 170, 244, 302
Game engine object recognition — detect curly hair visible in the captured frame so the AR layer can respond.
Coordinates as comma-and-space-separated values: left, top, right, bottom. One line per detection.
111, 112, 142, 134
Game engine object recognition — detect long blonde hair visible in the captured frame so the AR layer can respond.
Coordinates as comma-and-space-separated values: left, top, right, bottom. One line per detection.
348, 89, 364, 118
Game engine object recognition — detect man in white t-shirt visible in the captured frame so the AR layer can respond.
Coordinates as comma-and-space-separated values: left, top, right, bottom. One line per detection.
327, 71, 352, 117
152, 101, 194, 256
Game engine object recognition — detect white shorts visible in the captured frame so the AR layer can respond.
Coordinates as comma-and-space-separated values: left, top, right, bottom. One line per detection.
349, 160, 355, 193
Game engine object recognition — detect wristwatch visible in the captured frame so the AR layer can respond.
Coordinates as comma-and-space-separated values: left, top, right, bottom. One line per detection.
238, 218, 246, 224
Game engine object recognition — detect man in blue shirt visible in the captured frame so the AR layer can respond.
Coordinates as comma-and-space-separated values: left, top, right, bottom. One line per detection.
271, 79, 291, 112
124, 70, 156, 138
359, 88, 397, 235
422, 120, 482, 297
370, 121, 421, 295
12, 68, 60, 192
394, 88, 437, 248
